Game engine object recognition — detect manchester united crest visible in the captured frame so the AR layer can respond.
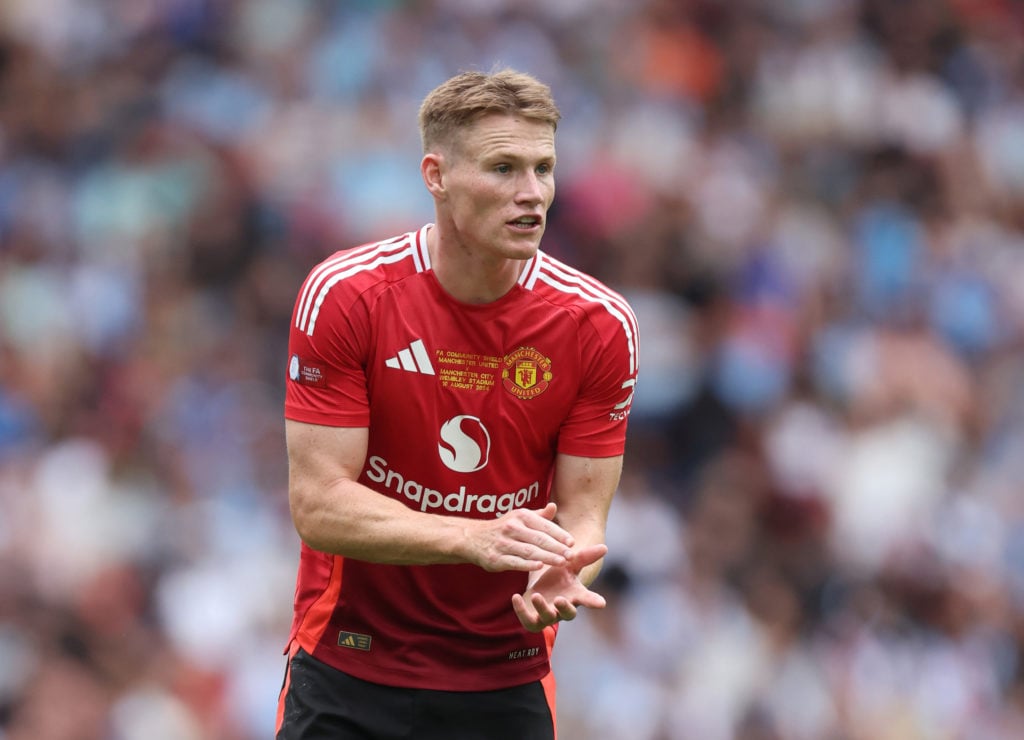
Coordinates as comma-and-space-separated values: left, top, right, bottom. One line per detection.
502, 347, 552, 399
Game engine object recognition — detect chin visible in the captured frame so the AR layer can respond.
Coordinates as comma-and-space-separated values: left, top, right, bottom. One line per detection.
501, 243, 541, 261
500, 232, 544, 259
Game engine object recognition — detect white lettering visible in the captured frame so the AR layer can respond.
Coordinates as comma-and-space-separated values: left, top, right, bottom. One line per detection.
385, 469, 405, 494
508, 647, 541, 661
366, 456, 387, 483
362, 457, 541, 517
613, 377, 637, 410
403, 479, 422, 502
421, 488, 443, 511
444, 487, 466, 512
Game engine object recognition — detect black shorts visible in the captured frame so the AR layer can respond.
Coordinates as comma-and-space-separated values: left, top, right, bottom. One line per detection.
276, 648, 556, 740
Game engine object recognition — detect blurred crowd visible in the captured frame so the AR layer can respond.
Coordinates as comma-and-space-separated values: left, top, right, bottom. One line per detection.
1, 0, 1023, 738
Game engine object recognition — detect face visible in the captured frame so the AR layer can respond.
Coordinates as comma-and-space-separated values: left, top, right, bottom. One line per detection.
431, 113, 556, 262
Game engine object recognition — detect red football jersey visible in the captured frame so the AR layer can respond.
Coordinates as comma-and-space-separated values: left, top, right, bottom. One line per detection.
284, 225, 639, 691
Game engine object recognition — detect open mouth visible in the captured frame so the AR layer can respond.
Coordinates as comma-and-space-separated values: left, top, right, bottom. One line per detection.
508, 216, 542, 230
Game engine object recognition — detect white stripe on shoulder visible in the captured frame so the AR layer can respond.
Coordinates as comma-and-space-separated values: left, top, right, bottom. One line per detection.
302, 244, 416, 336
533, 257, 639, 375
295, 233, 410, 332
538, 255, 639, 339
296, 234, 419, 336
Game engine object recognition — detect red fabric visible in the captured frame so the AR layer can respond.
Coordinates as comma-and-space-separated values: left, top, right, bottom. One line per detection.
283, 225, 638, 690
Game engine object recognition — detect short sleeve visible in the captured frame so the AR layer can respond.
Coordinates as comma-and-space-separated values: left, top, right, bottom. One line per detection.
284, 265, 372, 428
556, 303, 639, 458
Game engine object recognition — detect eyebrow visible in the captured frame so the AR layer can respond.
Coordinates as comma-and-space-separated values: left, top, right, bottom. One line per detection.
481, 148, 556, 165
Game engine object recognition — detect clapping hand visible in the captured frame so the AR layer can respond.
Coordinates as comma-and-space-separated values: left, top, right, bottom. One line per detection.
511, 543, 608, 632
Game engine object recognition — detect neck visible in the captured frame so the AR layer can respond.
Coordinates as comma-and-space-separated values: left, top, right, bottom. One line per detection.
427, 225, 526, 305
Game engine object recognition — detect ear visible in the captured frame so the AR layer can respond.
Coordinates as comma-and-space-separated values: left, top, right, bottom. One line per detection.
421, 153, 445, 198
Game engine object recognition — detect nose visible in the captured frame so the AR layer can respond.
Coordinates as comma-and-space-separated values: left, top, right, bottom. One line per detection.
516, 171, 545, 205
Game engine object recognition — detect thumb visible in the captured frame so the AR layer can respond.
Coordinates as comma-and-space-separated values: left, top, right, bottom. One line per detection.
570, 543, 608, 569
537, 501, 558, 521
578, 590, 607, 610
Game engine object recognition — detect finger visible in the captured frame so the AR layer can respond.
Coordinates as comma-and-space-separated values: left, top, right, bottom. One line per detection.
489, 544, 565, 572
511, 594, 543, 632
492, 516, 572, 565
513, 534, 575, 567
519, 530, 572, 562
568, 543, 608, 569
508, 549, 564, 570
552, 597, 578, 622
511, 593, 531, 618
526, 505, 575, 549
530, 593, 561, 624
573, 588, 607, 610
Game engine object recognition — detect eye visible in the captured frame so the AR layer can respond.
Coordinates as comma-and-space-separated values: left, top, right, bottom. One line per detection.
536, 163, 553, 175
495, 163, 511, 174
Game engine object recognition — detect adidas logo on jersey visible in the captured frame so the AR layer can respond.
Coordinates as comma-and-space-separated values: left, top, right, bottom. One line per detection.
337, 631, 372, 651
385, 339, 435, 375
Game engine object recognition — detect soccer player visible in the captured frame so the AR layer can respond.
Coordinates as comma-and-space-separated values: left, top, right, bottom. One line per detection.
277, 69, 639, 739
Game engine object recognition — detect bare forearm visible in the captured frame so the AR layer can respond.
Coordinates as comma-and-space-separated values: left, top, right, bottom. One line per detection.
285, 421, 577, 571
576, 557, 605, 587
291, 479, 575, 573
291, 478, 471, 565
548, 453, 623, 587
559, 520, 606, 586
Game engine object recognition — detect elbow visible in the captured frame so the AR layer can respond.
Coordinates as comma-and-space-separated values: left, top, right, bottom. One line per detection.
289, 488, 331, 552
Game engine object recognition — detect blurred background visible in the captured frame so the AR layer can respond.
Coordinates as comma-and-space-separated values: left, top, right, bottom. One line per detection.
0, 0, 1023, 737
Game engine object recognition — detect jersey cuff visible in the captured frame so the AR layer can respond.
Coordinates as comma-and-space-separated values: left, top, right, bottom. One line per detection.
284, 407, 371, 428
556, 441, 626, 458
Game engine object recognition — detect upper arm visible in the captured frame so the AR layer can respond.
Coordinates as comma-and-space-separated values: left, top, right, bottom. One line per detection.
286, 419, 368, 531
550, 452, 623, 547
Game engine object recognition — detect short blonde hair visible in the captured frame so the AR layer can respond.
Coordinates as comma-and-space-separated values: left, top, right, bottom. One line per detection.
418, 69, 561, 153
